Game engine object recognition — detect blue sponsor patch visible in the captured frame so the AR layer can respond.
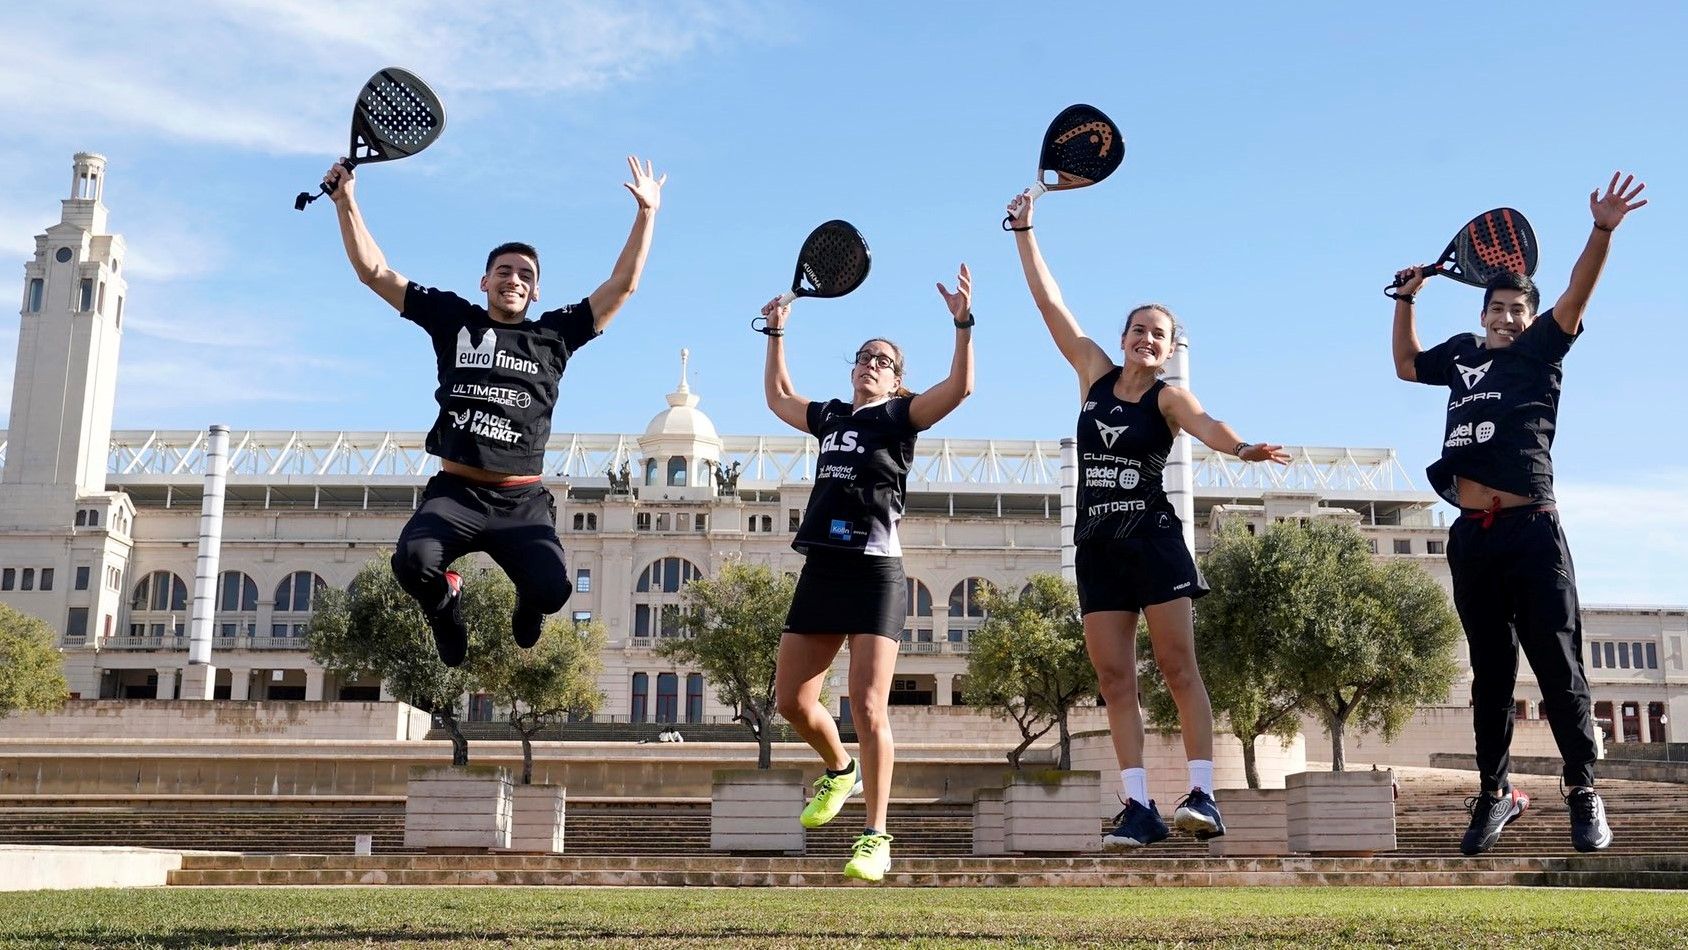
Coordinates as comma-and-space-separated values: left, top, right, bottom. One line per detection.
830, 519, 852, 540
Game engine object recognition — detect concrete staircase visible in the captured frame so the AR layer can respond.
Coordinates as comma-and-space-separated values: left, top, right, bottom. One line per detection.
3, 768, 1683, 862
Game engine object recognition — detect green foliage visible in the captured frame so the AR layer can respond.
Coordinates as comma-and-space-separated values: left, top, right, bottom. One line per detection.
966, 573, 1097, 770
0, 603, 69, 717
306, 557, 505, 765
1142, 518, 1461, 775
479, 616, 607, 784
658, 560, 794, 768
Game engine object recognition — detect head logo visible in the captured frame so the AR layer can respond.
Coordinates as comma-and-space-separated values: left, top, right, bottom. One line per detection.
1475, 421, 1496, 443
1095, 420, 1129, 449
1456, 359, 1492, 390
456, 327, 497, 368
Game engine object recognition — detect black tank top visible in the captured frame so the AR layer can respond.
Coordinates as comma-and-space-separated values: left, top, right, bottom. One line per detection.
1074, 370, 1182, 542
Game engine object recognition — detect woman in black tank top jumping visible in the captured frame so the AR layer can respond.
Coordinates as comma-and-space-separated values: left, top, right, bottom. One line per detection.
1006, 191, 1289, 849
756, 264, 976, 882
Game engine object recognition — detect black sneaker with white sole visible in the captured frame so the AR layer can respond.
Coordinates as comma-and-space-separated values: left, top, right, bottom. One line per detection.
1102, 798, 1169, 849
1566, 787, 1612, 853
1171, 787, 1226, 840
1460, 786, 1529, 856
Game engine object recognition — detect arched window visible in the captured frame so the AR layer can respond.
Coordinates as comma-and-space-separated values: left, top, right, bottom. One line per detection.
633, 557, 703, 639
275, 571, 327, 612
89, 510, 100, 527
272, 571, 328, 639
667, 456, 688, 487
75, 510, 86, 527
686, 673, 705, 723
214, 570, 259, 641
644, 459, 659, 486
903, 578, 934, 644
130, 571, 188, 612
948, 577, 990, 644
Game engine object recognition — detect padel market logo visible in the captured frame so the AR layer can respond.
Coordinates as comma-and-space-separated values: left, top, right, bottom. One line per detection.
1095, 420, 1128, 449
1456, 360, 1492, 390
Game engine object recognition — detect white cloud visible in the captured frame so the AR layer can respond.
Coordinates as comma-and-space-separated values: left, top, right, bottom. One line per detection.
1557, 473, 1688, 607
0, 2, 778, 155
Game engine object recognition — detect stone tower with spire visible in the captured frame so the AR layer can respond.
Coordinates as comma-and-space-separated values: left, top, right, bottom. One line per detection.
0, 153, 136, 664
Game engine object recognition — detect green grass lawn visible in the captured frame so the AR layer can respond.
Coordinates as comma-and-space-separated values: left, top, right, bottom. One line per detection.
0, 886, 1683, 949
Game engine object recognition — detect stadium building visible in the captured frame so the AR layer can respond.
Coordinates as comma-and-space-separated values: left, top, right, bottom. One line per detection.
3, 154, 1682, 746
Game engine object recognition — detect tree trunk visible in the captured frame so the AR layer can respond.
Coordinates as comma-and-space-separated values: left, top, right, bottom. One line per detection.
439, 709, 469, 767
1055, 708, 1072, 771
738, 704, 772, 769
1240, 730, 1261, 789
1326, 709, 1346, 772
520, 733, 535, 785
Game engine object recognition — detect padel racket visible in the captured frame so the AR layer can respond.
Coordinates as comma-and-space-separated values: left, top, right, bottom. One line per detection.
777, 219, 871, 306
1385, 207, 1537, 298
1002, 103, 1125, 230
294, 67, 446, 211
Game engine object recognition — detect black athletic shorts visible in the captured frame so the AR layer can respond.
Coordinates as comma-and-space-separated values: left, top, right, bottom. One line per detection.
1074, 536, 1209, 615
784, 548, 905, 639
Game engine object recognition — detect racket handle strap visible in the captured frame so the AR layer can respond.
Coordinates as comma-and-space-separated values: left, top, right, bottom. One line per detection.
776, 291, 797, 307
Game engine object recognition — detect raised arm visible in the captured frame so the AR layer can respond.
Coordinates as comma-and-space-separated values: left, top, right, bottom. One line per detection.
326, 162, 408, 311
1159, 386, 1291, 465
1004, 192, 1114, 392
1390, 265, 1431, 381
586, 156, 666, 332
1550, 171, 1647, 336
909, 263, 977, 430
759, 298, 811, 433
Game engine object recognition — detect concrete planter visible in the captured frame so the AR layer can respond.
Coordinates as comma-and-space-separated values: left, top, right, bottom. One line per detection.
1207, 787, 1288, 857
1002, 770, 1100, 854
1286, 769, 1396, 856
403, 765, 513, 851
509, 783, 566, 854
709, 768, 805, 854
971, 786, 1006, 856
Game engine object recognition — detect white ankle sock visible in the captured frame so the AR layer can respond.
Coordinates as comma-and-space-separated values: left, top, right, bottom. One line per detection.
1188, 759, 1214, 794
1121, 768, 1149, 807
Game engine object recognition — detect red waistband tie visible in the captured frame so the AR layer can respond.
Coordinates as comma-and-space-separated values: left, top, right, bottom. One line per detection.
1480, 496, 1501, 529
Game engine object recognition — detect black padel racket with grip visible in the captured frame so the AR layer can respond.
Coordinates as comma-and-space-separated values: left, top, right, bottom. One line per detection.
1003, 103, 1125, 230
295, 67, 446, 210
1385, 207, 1537, 298
777, 219, 871, 305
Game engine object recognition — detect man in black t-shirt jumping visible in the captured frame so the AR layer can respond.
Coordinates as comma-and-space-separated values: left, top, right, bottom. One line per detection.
323, 156, 665, 666
1390, 172, 1646, 856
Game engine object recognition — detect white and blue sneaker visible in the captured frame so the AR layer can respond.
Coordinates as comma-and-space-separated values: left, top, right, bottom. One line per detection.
1102, 798, 1169, 850
1172, 787, 1227, 840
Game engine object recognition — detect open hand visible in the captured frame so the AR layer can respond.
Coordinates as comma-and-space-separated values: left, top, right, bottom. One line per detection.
624, 156, 667, 212
1590, 171, 1646, 232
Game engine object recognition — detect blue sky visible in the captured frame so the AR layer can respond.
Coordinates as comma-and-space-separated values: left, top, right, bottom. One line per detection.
1, 2, 1683, 604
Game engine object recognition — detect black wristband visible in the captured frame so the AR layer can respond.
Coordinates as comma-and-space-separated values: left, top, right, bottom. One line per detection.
954, 310, 975, 329
1594, 223, 1614, 232
1007, 225, 1032, 232
750, 315, 784, 337
1394, 293, 1415, 304
1233, 441, 1251, 457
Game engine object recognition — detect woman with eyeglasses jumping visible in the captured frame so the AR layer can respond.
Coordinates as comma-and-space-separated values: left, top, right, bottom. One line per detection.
755, 264, 976, 882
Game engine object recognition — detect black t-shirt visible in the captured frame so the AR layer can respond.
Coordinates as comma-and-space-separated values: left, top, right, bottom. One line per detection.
402, 283, 598, 475
793, 397, 924, 556
1074, 370, 1182, 542
1413, 311, 1578, 506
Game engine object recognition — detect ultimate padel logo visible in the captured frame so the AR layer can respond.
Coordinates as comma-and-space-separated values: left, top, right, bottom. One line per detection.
1095, 420, 1129, 449
1456, 360, 1492, 390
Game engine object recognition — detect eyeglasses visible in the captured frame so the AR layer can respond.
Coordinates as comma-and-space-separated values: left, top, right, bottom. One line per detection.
853, 353, 898, 371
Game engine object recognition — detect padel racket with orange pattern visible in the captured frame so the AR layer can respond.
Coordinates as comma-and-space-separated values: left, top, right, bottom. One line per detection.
1385, 208, 1537, 298
1002, 104, 1125, 230
294, 68, 445, 210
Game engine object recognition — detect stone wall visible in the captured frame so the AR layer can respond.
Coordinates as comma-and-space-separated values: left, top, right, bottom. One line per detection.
1296, 706, 1561, 768
0, 700, 433, 741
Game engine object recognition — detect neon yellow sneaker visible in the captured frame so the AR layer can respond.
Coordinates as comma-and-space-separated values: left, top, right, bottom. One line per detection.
799, 760, 861, 829
843, 832, 893, 882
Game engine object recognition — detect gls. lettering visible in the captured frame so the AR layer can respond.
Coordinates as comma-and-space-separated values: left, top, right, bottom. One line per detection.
820, 430, 862, 454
